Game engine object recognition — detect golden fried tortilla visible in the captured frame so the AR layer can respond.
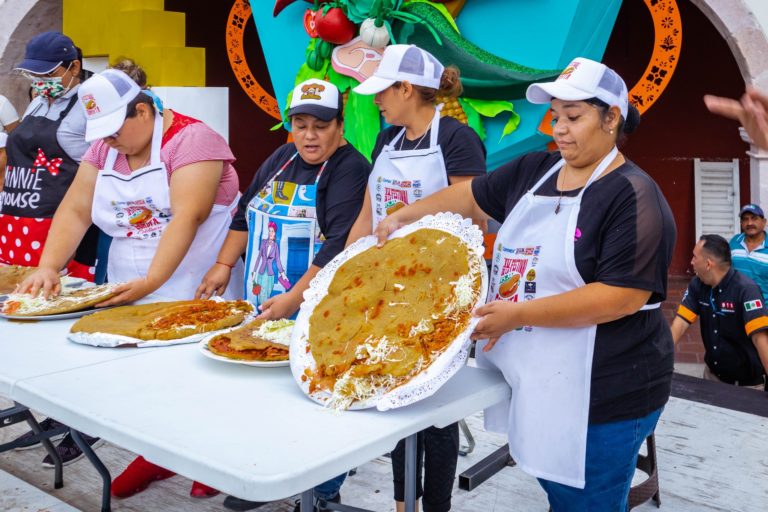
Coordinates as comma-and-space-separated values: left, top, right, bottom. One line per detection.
0, 266, 37, 295
3, 284, 119, 316
207, 320, 290, 361
71, 300, 253, 341
306, 228, 482, 407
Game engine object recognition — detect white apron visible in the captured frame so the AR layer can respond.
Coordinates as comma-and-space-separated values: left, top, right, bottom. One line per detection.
369, 107, 447, 228
91, 110, 244, 301
243, 152, 327, 315
478, 147, 621, 489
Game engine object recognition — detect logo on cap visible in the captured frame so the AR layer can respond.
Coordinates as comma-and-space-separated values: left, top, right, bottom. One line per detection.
301, 83, 326, 101
81, 94, 100, 117
558, 61, 580, 81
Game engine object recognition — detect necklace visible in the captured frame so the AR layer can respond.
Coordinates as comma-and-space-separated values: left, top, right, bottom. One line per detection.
400, 126, 431, 151
555, 164, 567, 214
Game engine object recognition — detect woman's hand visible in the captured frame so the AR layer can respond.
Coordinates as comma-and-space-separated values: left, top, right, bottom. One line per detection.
96, 277, 159, 307
195, 263, 232, 299
470, 301, 522, 352
374, 215, 404, 247
16, 267, 61, 299
257, 289, 302, 320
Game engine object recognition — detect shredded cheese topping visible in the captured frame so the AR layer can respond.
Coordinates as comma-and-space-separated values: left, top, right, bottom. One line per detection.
252, 319, 295, 346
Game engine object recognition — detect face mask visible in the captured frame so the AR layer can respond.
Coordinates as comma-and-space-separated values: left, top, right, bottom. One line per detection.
30, 77, 66, 99
27, 63, 74, 99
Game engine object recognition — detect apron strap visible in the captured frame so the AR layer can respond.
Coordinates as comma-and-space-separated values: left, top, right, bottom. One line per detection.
57, 95, 80, 121
387, 107, 442, 150
429, 105, 442, 147
149, 107, 164, 166
104, 107, 165, 172
528, 146, 619, 196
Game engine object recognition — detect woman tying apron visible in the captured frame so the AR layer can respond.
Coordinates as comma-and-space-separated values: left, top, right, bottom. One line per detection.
19, 68, 245, 499
196, 79, 369, 512
373, 57, 676, 512
347, 44, 487, 512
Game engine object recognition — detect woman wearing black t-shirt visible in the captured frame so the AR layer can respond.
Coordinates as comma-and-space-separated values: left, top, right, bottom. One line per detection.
195, 80, 369, 509
348, 44, 486, 512
375, 58, 676, 512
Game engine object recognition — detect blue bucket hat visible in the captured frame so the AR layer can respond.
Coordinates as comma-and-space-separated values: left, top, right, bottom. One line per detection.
15, 31, 77, 75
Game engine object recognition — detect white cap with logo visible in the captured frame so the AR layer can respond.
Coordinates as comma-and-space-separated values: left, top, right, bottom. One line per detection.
526, 57, 629, 118
288, 79, 342, 122
78, 69, 142, 142
353, 44, 444, 95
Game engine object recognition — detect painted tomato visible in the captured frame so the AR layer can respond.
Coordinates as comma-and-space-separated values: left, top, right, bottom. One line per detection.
303, 8, 318, 38
314, 7, 356, 44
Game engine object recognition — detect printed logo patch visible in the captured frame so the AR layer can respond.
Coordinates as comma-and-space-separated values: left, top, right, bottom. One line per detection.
744, 299, 763, 311
81, 94, 100, 116
558, 61, 580, 80
300, 82, 326, 100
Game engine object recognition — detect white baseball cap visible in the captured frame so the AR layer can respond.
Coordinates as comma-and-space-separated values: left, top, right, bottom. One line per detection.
353, 44, 444, 95
78, 69, 142, 142
526, 57, 629, 118
288, 79, 342, 122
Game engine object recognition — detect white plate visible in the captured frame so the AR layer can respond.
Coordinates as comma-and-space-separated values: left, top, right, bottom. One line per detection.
289, 212, 488, 411
198, 338, 289, 367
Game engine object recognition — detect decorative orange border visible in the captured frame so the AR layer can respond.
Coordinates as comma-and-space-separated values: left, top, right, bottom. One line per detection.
231, 0, 682, 124
539, 0, 682, 137
629, 0, 682, 114
226, 0, 281, 120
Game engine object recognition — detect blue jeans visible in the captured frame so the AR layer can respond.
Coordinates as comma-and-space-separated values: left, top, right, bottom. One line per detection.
538, 407, 663, 512
314, 473, 346, 500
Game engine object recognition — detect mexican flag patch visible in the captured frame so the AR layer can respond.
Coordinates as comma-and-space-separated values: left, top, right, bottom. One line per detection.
744, 299, 763, 311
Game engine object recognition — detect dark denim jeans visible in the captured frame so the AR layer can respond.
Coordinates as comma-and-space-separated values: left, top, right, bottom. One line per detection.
314, 473, 346, 500
538, 407, 663, 512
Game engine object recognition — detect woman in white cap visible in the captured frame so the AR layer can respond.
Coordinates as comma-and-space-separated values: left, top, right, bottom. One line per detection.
374, 57, 676, 511
18, 68, 243, 499
195, 78, 369, 512
348, 44, 487, 512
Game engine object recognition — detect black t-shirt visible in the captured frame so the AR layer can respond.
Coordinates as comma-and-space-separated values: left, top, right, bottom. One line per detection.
230, 143, 370, 268
371, 116, 487, 178
472, 151, 677, 424
677, 269, 768, 384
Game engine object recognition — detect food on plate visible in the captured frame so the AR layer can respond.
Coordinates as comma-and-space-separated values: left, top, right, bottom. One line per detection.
305, 228, 483, 409
207, 318, 294, 361
71, 300, 253, 341
2, 283, 119, 316
0, 265, 37, 295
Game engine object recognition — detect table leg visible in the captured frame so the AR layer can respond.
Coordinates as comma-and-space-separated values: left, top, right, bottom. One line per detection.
28, 414, 63, 489
404, 433, 417, 512
69, 429, 111, 512
300, 489, 314, 512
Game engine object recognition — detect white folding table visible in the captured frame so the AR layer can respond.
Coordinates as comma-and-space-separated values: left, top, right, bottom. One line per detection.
1, 318, 510, 512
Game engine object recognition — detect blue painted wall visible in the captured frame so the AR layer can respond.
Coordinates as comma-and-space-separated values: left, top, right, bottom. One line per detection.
251, 0, 622, 168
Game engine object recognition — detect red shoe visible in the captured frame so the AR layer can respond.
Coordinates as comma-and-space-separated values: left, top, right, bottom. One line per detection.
190, 481, 220, 498
111, 456, 175, 498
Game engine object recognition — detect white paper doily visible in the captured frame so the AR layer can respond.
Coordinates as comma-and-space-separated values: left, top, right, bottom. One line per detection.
290, 212, 488, 411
